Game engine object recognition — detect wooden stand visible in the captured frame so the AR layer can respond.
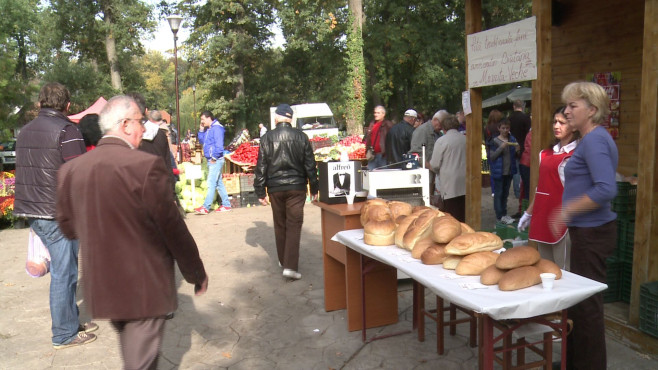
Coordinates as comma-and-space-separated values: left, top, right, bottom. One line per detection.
314, 201, 398, 331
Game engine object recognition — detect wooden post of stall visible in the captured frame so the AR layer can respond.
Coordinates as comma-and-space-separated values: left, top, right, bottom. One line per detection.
529, 0, 552, 248
630, 0, 658, 326
465, 0, 482, 230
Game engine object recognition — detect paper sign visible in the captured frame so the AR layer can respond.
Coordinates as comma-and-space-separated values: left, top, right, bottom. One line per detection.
461, 91, 472, 115
459, 282, 489, 290
187, 164, 203, 180
467, 16, 537, 88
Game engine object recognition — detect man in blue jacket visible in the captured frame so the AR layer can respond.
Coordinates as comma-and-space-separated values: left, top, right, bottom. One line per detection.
195, 111, 232, 214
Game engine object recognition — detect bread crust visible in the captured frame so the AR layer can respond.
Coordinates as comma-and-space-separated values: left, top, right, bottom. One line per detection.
495, 246, 541, 269
480, 264, 507, 285
387, 201, 413, 220
442, 255, 463, 270
498, 266, 542, 291
420, 244, 447, 264
402, 209, 438, 250
445, 232, 503, 255
533, 259, 562, 279
455, 251, 500, 276
432, 215, 462, 244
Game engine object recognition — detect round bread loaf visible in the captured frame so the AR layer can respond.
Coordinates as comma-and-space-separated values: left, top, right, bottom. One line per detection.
419, 244, 447, 264
460, 223, 475, 234
432, 215, 462, 243
495, 246, 541, 269
445, 232, 503, 255
442, 255, 463, 270
480, 264, 507, 285
412, 237, 437, 259
363, 219, 396, 246
360, 199, 390, 226
388, 201, 413, 220
533, 259, 562, 279
498, 266, 542, 291
360, 204, 393, 226
455, 251, 500, 276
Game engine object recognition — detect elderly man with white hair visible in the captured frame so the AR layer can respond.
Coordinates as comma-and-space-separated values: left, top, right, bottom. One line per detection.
410, 109, 449, 199
56, 95, 208, 369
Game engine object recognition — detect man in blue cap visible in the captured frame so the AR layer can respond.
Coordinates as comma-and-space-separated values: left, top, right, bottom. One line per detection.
254, 104, 319, 280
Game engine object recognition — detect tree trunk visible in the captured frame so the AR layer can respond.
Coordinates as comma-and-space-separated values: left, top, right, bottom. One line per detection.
346, 0, 365, 136
102, 3, 123, 91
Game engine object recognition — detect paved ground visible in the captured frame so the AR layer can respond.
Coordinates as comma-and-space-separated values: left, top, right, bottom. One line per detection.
1, 193, 657, 369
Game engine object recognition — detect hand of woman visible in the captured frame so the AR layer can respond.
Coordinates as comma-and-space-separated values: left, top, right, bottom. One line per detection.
549, 206, 568, 238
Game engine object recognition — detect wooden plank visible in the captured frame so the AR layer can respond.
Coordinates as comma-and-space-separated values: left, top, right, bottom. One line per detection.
465, 0, 482, 230
629, 0, 658, 326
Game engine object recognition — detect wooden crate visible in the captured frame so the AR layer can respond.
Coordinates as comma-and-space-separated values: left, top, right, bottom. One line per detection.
223, 174, 241, 194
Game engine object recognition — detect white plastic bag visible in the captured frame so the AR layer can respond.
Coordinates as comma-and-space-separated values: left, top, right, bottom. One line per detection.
26, 228, 51, 278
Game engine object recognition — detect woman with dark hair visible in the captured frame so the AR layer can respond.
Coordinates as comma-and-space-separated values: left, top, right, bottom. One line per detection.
78, 114, 102, 151
552, 81, 618, 370
518, 106, 580, 270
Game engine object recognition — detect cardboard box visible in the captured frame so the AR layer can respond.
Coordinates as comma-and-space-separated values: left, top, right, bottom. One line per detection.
318, 161, 365, 204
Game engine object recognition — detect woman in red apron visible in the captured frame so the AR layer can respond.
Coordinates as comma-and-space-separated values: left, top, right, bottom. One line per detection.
517, 107, 579, 270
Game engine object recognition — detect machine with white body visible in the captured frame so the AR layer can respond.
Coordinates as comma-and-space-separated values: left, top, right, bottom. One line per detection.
362, 168, 430, 206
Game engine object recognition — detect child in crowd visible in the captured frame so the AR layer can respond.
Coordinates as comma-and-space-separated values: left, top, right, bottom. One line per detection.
488, 118, 518, 224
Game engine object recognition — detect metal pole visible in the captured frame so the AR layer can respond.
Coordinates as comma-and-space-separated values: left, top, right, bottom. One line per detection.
193, 85, 197, 136
174, 34, 181, 162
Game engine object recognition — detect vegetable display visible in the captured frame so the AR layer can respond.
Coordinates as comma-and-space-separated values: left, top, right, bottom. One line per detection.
226, 142, 259, 166
313, 134, 366, 162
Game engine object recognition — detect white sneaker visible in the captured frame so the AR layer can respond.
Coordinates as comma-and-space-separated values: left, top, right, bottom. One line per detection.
500, 215, 514, 225
282, 269, 301, 280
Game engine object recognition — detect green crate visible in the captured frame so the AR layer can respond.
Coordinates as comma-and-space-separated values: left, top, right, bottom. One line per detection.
620, 261, 633, 304
604, 257, 621, 303
617, 219, 635, 263
613, 182, 637, 217
639, 281, 658, 338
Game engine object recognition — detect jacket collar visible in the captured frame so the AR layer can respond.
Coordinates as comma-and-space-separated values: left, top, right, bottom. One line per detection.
98, 135, 136, 150
275, 122, 292, 128
39, 108, 70, 122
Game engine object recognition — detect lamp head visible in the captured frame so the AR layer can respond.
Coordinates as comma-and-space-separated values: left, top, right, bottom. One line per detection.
167, 15, 183, 35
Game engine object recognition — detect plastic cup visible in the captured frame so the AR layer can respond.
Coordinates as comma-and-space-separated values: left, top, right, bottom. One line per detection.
540, 273, 556, 290
346, 192, 356, 205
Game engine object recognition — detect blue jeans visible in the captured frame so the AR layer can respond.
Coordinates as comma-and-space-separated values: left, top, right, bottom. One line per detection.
493, 175, 512, 220
203, 157, 230, 210
367, 153, 387, 170
28, 218, 80, 345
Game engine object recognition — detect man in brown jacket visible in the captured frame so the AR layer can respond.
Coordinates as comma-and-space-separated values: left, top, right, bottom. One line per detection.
56, 95, 208, 369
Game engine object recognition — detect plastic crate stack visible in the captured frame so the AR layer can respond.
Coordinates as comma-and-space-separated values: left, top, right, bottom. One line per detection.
607, 181, 637, 303
639, 281, 658, 339
239, 173, 259, 207
494, 222, 529, 249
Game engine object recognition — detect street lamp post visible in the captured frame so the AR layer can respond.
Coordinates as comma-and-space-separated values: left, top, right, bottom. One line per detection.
192, 84, 197, 136
167, 14, 183, 162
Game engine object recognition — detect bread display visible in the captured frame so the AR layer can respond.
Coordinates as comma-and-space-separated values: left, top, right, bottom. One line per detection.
442, 255, 463, 270
363, 219, 396, 246
460, 223, 475, 234
533, 259, 562, 279
431, 215, 462, 244
480, 264, 507, 285
412, 237, 437, 259
420, 244, 448, 264
402, 209, 439, 251
498, 266, 542, 291
455, 251, 500, 276
495, 246, 541, 270
388, 201, 413, 220
445, 232, 503, 255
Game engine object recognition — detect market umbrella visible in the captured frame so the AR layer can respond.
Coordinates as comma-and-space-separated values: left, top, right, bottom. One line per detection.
482, 87, 532, 109
67, 97, 107, 123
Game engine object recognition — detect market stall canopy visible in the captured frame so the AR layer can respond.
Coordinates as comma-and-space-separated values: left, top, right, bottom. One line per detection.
482, 87, 532, 109
67, 97, 107, 123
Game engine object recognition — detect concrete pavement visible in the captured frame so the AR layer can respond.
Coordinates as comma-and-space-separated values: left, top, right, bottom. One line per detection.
0, 202, 656, 369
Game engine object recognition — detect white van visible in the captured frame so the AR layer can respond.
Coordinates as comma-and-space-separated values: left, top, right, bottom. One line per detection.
269, 103, 338, 139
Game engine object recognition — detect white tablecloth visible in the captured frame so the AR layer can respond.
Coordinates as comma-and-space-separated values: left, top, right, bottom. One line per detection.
332, 229, 607, 320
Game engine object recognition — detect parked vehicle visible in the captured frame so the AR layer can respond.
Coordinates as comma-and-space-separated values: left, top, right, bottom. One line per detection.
0, 139, 16, 171
269, 103, 338, 139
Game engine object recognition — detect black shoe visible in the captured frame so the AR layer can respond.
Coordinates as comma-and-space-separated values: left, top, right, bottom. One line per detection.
511, 212, 523, 219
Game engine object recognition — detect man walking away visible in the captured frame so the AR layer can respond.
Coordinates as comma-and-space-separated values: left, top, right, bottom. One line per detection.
254, 104, 319, 280
14, 82, 97, 349
385, 109, 418, 169
56, 95, 208, 369
196, 110, 232, 213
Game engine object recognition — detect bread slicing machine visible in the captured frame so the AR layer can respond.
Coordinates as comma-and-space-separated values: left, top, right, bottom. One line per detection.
362, 168, 430, 206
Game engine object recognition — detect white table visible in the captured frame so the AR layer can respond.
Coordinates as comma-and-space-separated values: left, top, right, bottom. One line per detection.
332, 229, 608, 369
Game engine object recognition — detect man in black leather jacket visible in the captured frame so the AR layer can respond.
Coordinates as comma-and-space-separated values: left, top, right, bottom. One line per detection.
254, 104, 319, 280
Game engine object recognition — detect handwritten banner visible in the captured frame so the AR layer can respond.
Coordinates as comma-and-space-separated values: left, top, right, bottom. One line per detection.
467, 17, 537, 88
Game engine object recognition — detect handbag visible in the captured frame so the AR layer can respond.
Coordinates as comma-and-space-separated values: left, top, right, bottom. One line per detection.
26, 228, 51, 278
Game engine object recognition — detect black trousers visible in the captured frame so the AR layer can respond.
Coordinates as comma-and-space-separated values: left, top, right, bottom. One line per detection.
566, 220, 617, 370
269, 190, 306, 271
440, 195, 466, 223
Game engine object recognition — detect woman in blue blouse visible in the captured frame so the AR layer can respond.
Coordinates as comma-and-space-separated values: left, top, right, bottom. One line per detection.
552, 81, 618, 370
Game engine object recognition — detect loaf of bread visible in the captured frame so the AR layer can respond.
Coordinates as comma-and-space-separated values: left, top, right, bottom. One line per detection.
360, 199, 391, 226
498, 266, 542, 291
402, 209, 439, 251
395, 213, 419, 248
412, 205, 432, 213
495, 246, 541, 269
455, 251, 500, 276
480, 264, 507, 285
363, 219, 396, 246
388, 201, 413, 220
445, 232, 503, 255
420, 244, 447, 264
461, 223, 475, 234
432, 215, 462, 244
442, 255, 463, 270
533, 259, 562, 279
412, 237, 437, 259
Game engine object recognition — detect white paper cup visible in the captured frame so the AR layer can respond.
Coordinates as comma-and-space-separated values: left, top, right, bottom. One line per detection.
346, 192, 356, 205
540, 273, 556, 290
